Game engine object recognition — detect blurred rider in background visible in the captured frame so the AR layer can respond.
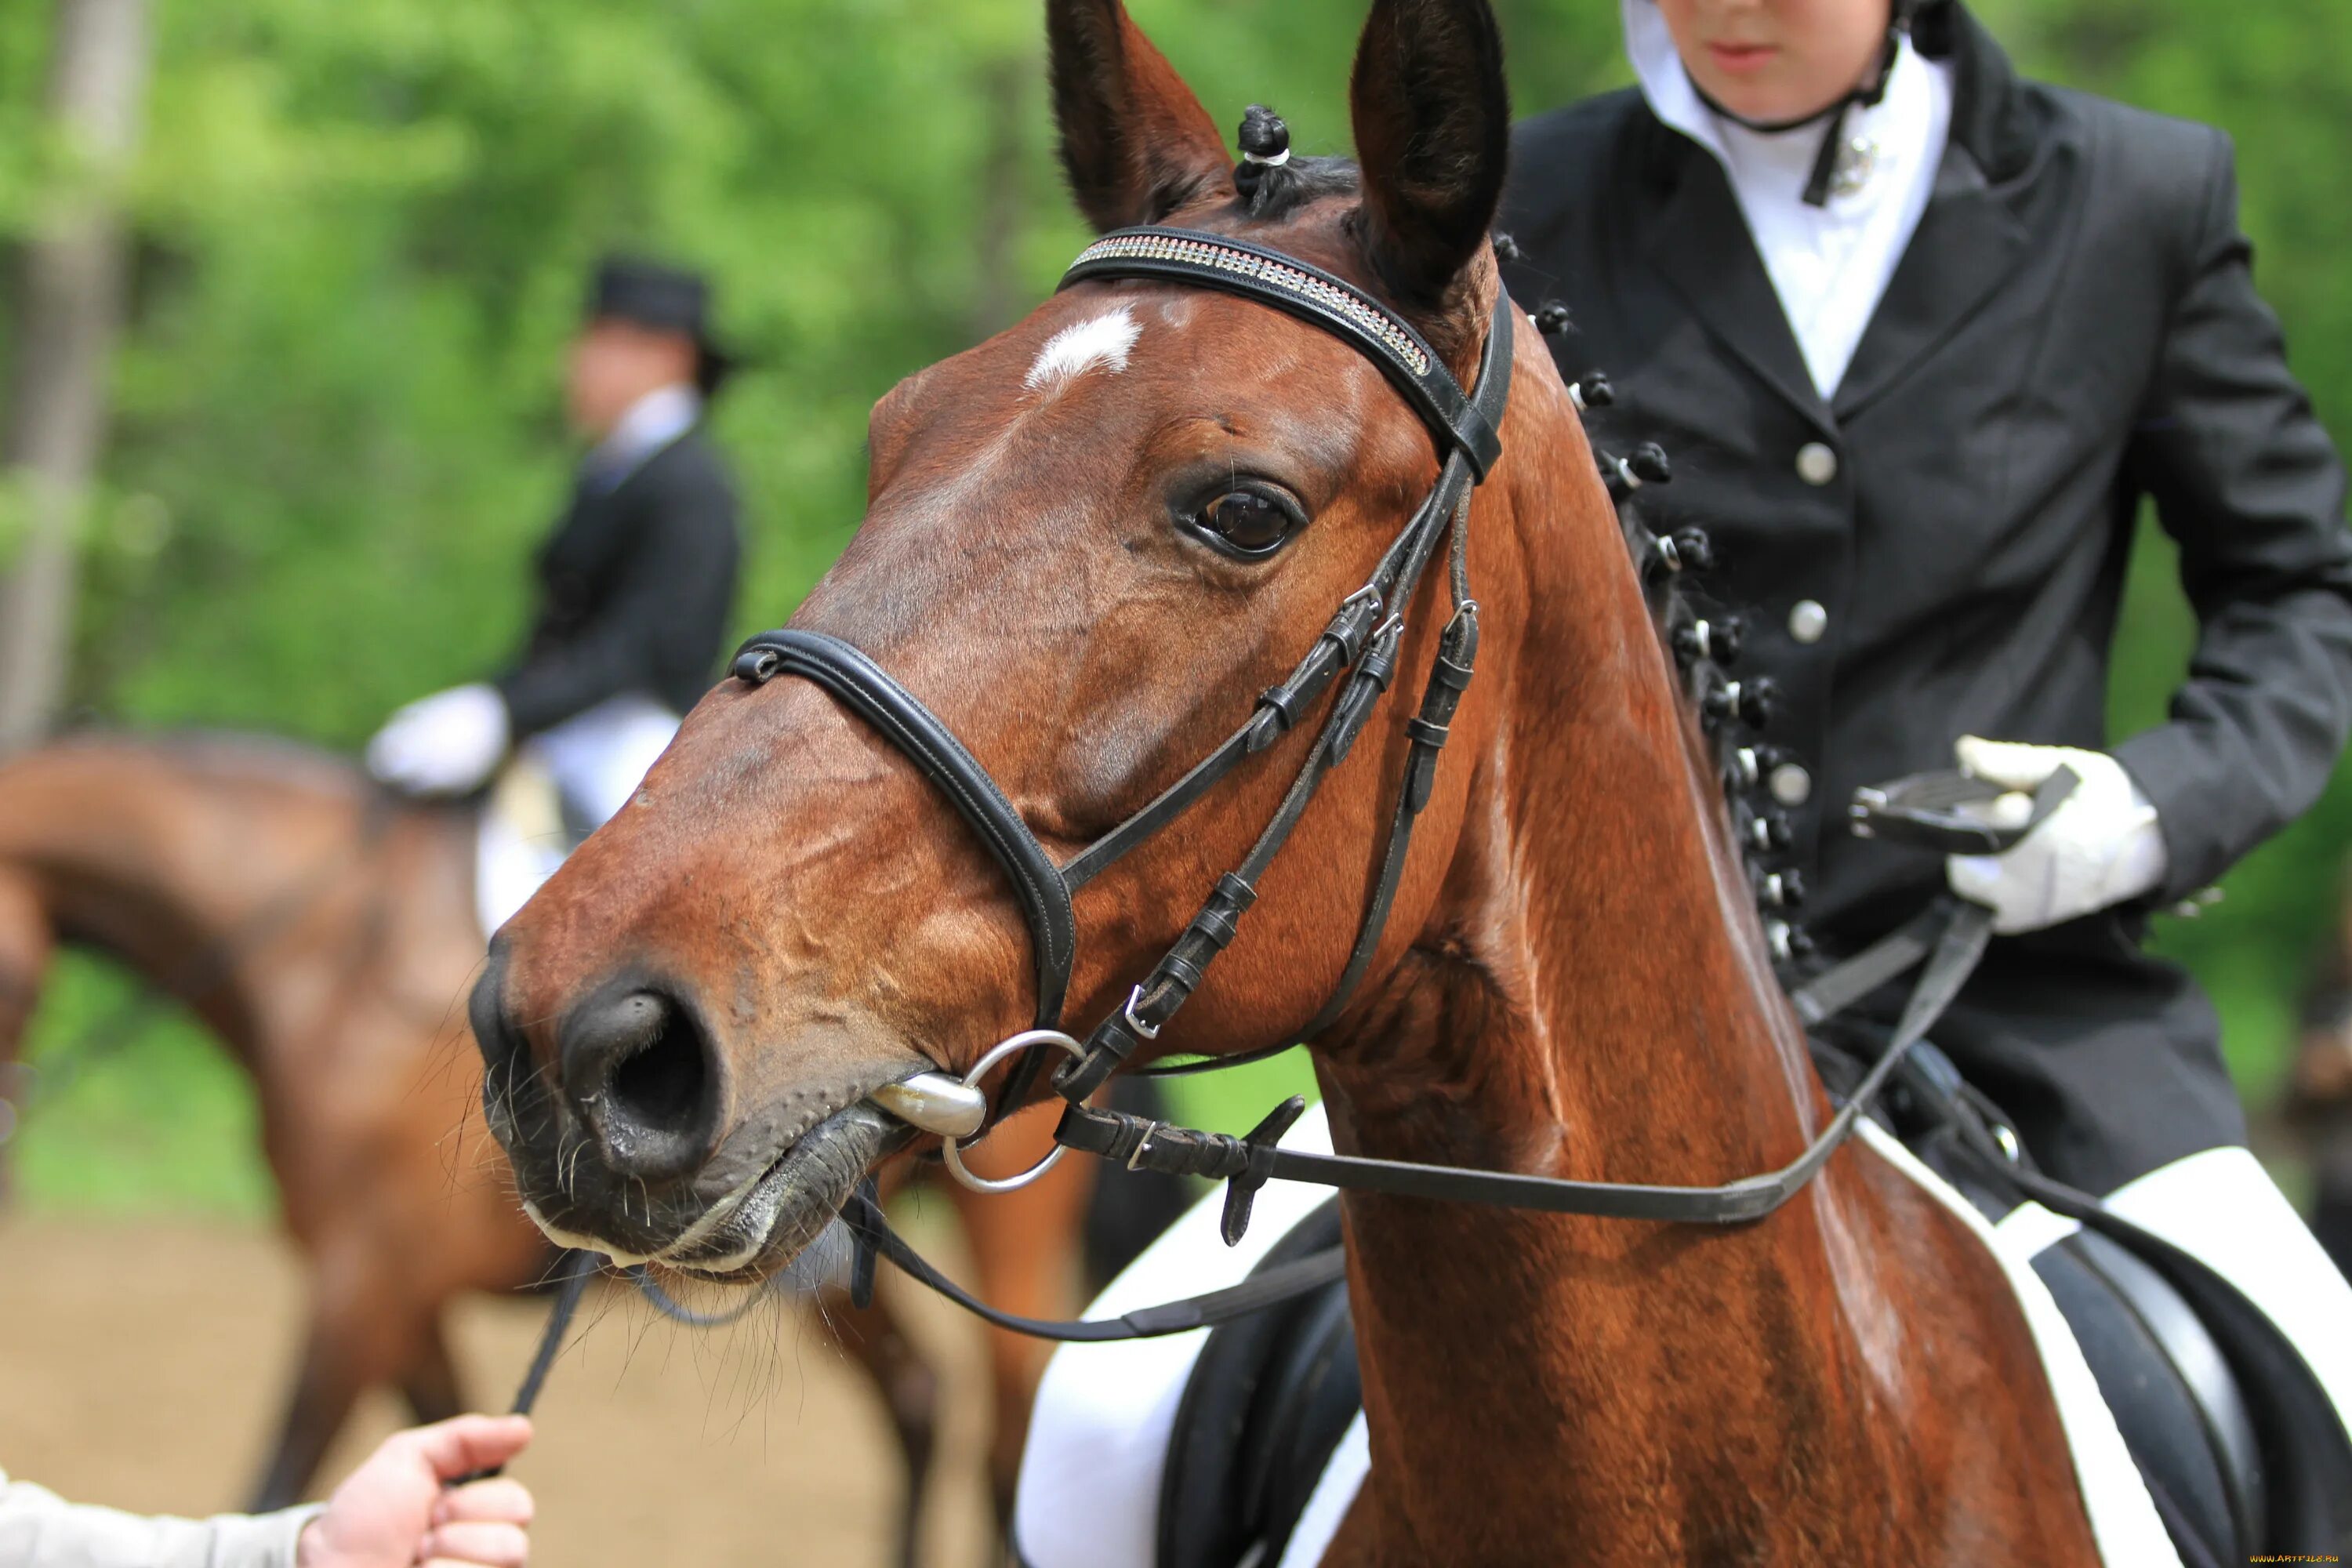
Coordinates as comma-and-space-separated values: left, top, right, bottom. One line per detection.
365, 257, 742, 928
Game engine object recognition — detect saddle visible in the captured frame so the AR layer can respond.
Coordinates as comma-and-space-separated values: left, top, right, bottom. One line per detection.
1878, 1043, 2352, 1564
1158, 1200, 1357, 1568
1156, 1054, 2352, 1568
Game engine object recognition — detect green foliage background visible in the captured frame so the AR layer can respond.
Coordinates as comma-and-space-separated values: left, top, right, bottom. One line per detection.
4, 0, 2350, 1213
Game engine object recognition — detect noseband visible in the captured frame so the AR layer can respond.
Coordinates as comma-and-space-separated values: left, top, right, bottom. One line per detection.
732, 225, 1514, 1158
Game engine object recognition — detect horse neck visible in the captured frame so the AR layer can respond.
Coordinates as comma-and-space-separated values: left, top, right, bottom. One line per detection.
0, 739, 396, 1064
1315, 419, 1853, 1550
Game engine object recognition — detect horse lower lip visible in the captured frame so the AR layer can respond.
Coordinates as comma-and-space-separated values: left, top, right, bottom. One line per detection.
655, 1142, 800, 1268
659, 1102, 900, 1276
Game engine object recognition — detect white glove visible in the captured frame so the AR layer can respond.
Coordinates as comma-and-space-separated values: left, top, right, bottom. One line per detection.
1944, 735, 2169, 935
365, 683, 510, 797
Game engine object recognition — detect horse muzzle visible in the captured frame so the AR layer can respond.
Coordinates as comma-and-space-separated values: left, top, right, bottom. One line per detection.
469, 948, 949, 1279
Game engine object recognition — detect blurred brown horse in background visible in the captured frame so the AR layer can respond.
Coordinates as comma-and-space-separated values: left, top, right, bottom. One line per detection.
0, 730, 1126, 1560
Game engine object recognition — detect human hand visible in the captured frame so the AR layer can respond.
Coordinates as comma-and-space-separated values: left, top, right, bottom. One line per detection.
296, 1414, 535, 1568
365, 683, 510, 796
1944, 736, 2168, 935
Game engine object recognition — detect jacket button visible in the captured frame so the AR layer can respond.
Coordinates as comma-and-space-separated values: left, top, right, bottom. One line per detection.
1795, 442, 1838, 486
1769, 762, 1813, 807
1788, 600, 1828, 644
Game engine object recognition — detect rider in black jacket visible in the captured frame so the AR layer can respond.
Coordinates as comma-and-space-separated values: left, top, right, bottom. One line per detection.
366, 257, 742, 861
1500, 0, 2352, 1432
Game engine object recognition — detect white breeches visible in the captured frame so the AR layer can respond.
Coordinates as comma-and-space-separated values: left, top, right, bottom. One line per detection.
528, 691, 681, 827
474, 693, 679, 935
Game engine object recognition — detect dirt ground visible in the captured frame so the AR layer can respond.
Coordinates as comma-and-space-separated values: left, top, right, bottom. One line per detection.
0, 1215, 996, 1566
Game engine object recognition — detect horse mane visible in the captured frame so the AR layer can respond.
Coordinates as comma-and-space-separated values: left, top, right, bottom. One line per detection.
1234, 152, 1360, 223
1612, 482, 1802, 953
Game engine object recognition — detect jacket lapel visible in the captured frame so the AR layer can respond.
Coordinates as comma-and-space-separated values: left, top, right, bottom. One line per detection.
1828, 141, 2031, 421
1639, 135, 1837, 437
1831, 2, 2038, 421
535, 460, 644, 614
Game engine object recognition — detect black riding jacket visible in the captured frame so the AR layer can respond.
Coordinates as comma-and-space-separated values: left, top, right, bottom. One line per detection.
496, 427, 742, 737
1499, 0, 2352, 1190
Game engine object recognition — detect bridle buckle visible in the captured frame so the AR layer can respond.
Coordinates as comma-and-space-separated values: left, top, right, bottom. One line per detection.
1123, 983, 1164, 1041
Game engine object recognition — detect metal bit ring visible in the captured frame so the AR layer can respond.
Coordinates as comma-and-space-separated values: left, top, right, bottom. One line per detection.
940, 1029, 1087, 1193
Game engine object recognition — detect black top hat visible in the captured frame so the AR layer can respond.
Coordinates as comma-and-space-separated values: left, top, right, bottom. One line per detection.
585, 255, 736, 395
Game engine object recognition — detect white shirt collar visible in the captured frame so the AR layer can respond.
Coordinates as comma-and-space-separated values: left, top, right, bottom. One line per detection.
586, 382, 701, 487
1620, 0, 1952, 397
1622, 0, 1933, 198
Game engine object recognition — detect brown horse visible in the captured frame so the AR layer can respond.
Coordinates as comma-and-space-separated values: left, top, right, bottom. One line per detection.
465, 0, 2118, 1557
0, 731, 1097, 1556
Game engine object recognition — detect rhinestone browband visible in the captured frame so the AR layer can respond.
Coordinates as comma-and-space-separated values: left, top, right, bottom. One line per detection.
1058, 224, 1501, 476
1064, 230, 1434, 379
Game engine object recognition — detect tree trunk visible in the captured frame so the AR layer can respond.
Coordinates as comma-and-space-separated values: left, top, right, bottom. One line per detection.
0, 0, 149, 751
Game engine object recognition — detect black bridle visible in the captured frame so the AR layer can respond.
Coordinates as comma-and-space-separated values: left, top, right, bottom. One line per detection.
481, 231, 2080, 1414
724, 225, 2080, 1258
731, 226, 1513, 1137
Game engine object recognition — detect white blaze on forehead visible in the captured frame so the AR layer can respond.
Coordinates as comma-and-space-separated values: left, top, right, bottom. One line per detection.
1025, 306, 1142, 394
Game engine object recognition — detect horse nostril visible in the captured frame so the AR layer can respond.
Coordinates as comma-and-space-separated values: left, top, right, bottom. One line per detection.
469, 947, 531, 1091
609, 1006, 706, 1127
560, 986, 720, 1181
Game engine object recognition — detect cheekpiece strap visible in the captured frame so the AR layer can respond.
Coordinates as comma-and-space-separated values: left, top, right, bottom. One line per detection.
1061, 227, 1504, 478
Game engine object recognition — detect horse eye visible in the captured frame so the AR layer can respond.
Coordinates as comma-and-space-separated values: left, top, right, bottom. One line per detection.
1198, 490, 1297, 554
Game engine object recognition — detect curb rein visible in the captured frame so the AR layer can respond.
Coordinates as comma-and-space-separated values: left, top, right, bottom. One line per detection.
494, 230, 2081, 1408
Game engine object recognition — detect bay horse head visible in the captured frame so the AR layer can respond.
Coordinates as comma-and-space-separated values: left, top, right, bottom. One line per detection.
473, 0, 1634, 1280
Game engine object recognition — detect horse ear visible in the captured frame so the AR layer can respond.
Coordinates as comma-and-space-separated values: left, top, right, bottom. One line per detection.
1348, 0, 1511, 310
1047, 0, 1234, 233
